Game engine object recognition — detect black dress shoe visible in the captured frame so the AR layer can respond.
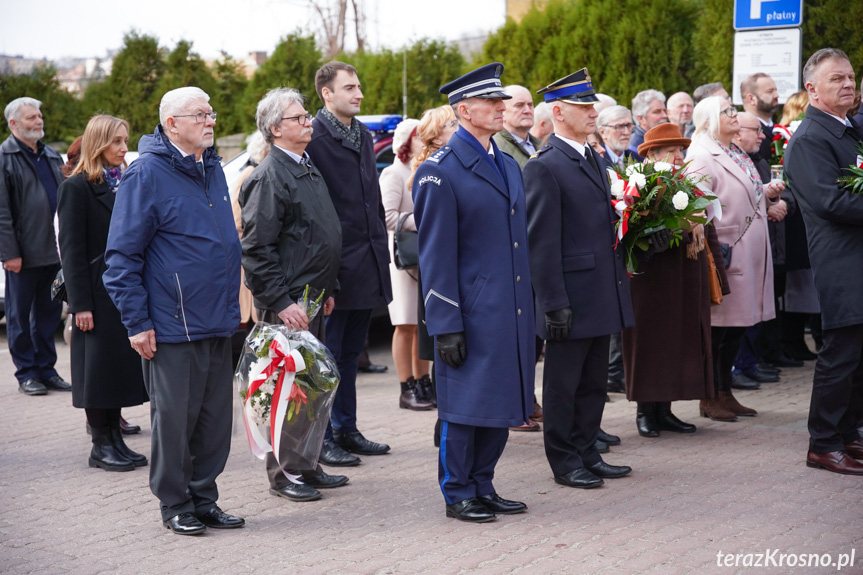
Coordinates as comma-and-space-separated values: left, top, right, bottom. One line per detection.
636, 413, 660, 438
740, 368, 779, 383
357, 363, 388, 374
42, 375, 72, 391
334, 430, 390, 455
319, 439, 361, 467
607, 380, 625, 394
755, 362, 780, 374
764, 354, 804, 368
554, 468, 604, 489
595, 439, 610, 454
18, 378, 47, 396
478, 493, 526, 515
196, 506, 244, 529
786, 346, 818, 361
164, 512, 206, 535
303, 469, 349, 488
597, 428, 621, 446
657, 412, 696, 434
269, 482, 322, 502
588, 460, 632, 479
731, 373, 760, 390
119, 416, 141, 435
445, 498, 496, 523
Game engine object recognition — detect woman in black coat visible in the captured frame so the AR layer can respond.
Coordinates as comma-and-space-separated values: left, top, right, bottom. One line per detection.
57, 115, 148, 472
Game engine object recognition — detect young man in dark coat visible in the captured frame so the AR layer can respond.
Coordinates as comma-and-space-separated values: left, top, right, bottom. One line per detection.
414, 63, 536, 523
523, 69, 635, 489
784, 48, 863, 476
240, 87, 347, 502
306, 62, 393, 466
0, 97, 70, 396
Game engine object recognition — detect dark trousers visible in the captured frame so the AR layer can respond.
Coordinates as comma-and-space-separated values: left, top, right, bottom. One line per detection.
607, 332, 624, 384
543, 336, 609, 477
438, 421, 508, 504
5, 265, 61, 383
324, 308, 372, 438
142, 338, 233, 521
757, 271, 786, 361
258, 309, 326, 488
734, 324, 762, 373
712, 326, 747, 393
809, 324, 863, 452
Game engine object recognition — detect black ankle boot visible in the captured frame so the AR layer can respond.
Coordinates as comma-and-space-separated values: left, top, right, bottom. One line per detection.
656, 401, 696, 433
89, 426, 135, 471
636, 402, 659, 437
399, 377, 434, 411
110, 421, 148, 466
416, 373, 437, 407
434, 418, 442, 447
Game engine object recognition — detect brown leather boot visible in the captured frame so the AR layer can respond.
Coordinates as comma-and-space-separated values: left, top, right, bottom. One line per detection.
719, 390, 757, 417
699, 397, 738, 421
399, 377, 434, 411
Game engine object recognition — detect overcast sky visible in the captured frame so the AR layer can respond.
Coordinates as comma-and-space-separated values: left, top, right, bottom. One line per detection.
1, 0, 506, 61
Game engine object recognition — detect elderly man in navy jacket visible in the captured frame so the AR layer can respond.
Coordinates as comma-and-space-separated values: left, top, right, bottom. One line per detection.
785, 48, 863, 476
523, 69, 635, 489
104, 87, 245, 534
306, 62, 393, 467
414, 63, 536, 523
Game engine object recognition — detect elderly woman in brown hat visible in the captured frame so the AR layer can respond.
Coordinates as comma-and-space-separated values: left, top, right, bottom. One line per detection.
621, 123, 730, 437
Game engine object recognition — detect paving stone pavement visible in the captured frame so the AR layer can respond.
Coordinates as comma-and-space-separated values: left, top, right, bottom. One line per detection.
1, 329, 861, 575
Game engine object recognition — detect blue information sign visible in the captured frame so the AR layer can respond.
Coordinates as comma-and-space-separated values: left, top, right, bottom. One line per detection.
734, 0, 803, 30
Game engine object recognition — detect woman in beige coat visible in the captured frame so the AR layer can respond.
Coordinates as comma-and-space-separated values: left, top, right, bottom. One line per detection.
380, 119, 434, 411
687, 96, 775, 421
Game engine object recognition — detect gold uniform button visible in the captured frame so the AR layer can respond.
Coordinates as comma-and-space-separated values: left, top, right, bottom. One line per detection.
516, 276, 521, 282
511, 208, 515, 215
518, 309, 522, 315
514, 242, 519, 249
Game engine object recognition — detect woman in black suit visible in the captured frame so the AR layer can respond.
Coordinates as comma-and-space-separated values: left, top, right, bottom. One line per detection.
57, 115, 148, 472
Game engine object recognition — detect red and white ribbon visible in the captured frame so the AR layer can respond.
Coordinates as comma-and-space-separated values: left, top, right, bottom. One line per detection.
242, 331, 306, 483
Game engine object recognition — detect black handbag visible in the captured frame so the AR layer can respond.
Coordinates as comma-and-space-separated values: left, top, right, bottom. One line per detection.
393, 212, 419, 270
51, 268, 67, 302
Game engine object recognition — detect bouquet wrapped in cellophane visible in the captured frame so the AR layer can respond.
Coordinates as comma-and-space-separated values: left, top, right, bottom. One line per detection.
235, 287, 339, 480
609, 160, 720, 275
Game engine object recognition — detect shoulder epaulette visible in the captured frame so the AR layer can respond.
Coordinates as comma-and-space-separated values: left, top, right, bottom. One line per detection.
427, 145, 453, 164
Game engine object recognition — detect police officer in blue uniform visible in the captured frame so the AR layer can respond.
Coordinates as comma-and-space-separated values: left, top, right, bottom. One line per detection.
412, 63, 536, 523
523, 69, 635, 489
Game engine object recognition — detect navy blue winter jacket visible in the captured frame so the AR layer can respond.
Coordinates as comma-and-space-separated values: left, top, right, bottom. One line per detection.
104, 126, 241, 342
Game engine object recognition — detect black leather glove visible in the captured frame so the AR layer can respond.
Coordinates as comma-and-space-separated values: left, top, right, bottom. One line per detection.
646, 228, 672, 255
437, 332, 467, 368
545, 307, 572, 341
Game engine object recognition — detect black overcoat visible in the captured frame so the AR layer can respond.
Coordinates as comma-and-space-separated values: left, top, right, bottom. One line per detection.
306, 112, 392, 310
57, 174, 147, 408
523, 135, 634, 339
784, 106, 863, 330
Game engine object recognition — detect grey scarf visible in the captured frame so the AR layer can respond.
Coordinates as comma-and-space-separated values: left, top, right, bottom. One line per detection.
321, 108, 363, 151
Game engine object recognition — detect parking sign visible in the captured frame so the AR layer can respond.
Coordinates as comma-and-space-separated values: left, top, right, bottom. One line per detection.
734, 0, 803, 30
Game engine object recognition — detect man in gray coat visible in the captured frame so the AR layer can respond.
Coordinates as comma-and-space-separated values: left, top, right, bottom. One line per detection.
493, 85, 542, 169
785, 48, 863, 475
240, 88, 347, 502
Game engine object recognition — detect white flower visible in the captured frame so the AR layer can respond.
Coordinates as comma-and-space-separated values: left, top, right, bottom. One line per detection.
653, 161, 673, 173
610, 179, 625, 199
789, 120, 801, 134
613, 200, 627, 213
629, 172, 647, 189
625, 164, 640, 178
672, 191, 689, 210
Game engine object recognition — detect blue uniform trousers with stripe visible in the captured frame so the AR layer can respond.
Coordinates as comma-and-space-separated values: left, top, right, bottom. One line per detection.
438, 421, 508, 504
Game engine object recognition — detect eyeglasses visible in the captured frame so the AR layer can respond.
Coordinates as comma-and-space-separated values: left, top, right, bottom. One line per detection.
721, 107, 739, 118
445, 119, 459, 129
282, 113, 314, 125
604, 122, 634, 132
174, 111, 217, 123
738, 126, 761, 132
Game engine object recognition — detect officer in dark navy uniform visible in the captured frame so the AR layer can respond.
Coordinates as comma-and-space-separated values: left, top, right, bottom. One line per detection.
523, 69, 635, 489
412, 63, 536, 523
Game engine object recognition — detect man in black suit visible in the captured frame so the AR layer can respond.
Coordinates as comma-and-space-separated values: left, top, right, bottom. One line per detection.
523, 69, 635, 489
784, 48, 863, 476
740, 72, 779, 161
